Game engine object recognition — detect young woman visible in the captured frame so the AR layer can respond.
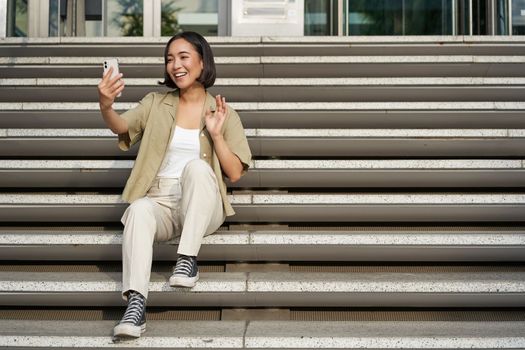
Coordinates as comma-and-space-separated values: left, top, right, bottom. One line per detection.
97, 31, 252, 339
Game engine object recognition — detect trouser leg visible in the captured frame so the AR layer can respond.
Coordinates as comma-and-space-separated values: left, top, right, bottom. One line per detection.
177, 159, 225, 256
121, 189, 177, 301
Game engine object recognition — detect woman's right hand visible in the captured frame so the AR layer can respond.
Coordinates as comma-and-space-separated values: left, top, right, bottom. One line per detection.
98, 67, 124, 110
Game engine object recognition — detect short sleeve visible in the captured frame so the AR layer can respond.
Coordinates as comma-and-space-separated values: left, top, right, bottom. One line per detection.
117, 92, 155, 151
223, 106, 252, 175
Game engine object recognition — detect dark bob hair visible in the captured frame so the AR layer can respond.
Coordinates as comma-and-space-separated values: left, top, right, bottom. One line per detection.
158, 31, 216, 89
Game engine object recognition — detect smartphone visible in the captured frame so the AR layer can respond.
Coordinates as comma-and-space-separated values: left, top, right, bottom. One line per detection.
103, 58, 122, 98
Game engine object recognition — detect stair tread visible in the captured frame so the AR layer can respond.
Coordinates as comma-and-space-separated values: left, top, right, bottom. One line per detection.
2, 55, 524, 64
1, 229, 524, 246
1, 159, 523, 169
2, 77, 525, 86
2, 101, 524, 110
0, 319, 524, 347
3, 127, 524, 137
2, 192, 524, 204
1, 270, 524, 293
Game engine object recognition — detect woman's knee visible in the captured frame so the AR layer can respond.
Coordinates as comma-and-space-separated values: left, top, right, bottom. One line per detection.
121, 197, 155, 225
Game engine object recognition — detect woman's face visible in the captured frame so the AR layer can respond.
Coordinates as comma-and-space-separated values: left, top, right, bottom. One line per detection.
166, 38, 204, 90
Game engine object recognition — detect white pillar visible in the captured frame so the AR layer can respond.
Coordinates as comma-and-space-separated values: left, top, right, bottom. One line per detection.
468, 0, 473, 35
0, 0, 7, 38
509, 0, 513, 35
143, 0, 161, 37
28, 0, 50, 37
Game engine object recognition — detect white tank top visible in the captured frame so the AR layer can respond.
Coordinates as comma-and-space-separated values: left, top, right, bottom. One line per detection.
157, 125, 201, 178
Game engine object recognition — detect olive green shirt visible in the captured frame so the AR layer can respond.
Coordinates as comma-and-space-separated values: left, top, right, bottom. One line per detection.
117, 90, 252, 216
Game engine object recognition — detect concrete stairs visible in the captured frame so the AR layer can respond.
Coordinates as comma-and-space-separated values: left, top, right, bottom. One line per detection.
0, 36, 524, 349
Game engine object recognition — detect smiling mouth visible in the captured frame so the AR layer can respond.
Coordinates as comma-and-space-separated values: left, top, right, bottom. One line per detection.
174, 72, 187, 79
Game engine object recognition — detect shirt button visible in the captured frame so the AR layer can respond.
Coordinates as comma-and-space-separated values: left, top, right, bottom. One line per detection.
201, 133, 204, 137
203, 153, 207, 157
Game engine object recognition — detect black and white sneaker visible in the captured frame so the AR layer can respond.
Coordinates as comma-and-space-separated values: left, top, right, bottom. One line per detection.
169, 255, 199, 288
113, 290, 146, 339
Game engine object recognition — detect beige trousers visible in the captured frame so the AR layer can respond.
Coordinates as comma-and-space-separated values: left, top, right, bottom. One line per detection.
120, 159, 225, 300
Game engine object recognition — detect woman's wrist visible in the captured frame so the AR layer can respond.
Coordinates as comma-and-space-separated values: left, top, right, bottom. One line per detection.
211, 133, 224, 142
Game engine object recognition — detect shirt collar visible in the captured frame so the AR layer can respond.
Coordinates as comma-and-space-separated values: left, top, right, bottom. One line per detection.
164, 90, 217, 131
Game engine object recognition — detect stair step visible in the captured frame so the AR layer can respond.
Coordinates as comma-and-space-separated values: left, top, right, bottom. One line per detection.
1, 227, 523, 261
1, 192, 524, 222
1, 159, 524, 188
1, 269, 524, 307
2, 102, 525, 129
1, 56, 523, 78
2, 35, 525, 56
0, 319, 246, 348
1, 319, 525, 349
2, 77, 524, 102
2, 128, 524, 157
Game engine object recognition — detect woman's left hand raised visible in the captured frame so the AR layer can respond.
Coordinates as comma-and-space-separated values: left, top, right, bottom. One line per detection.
205, 94, 227, 139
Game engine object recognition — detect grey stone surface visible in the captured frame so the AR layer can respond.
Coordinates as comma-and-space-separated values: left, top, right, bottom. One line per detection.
3, 77, 525, 86
245, 321, 525, 349
2, 159, 523, 170
246, 272, 525, 293
2, 193, 525, 205
2, 270, 524, 293
6, 128, 115, 137
255, 128, 512, 137
7, 55, 522, 65
262, 55, 525, 63
256, 101, 525, 110
2, 35, 523, 45
252, 193, 525, 204
0, 271, 247, 293
0, 102, 23, 110
0, 57, 48, 64
509, 130, 525, 137
259, 77, 525, 86
0, 160, 134, 169
0, 78, 36, 85
2, 101, 524, 111
2, 229, 523, 246
249, 231, 525, 245
7, 128, 523, 138
253, 159, 523, 169
0, 320, 246, 348
0, 193, 251, 205
0, 230, 248, 246
1, 319, 524, 348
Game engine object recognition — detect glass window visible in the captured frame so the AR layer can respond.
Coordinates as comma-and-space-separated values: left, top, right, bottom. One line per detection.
456, 0, 470, 35
49, 0, 59, 36
6, 0, 28, 37
513, 0, 525, 34
348, 0, 402, 35
49, 0, 141, 37
161, 0, 218, 36
404, 0, 453, 35
472, 0, 488, 34
59, 0, 103, 37
496, 0, 509, 35
347, 0, 454, 35
304, 0, 333, 35
106, 0, 143, 36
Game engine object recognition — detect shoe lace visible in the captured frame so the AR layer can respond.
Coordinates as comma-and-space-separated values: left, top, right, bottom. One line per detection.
173, 255, 196, 276
121, 291, 145, 325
